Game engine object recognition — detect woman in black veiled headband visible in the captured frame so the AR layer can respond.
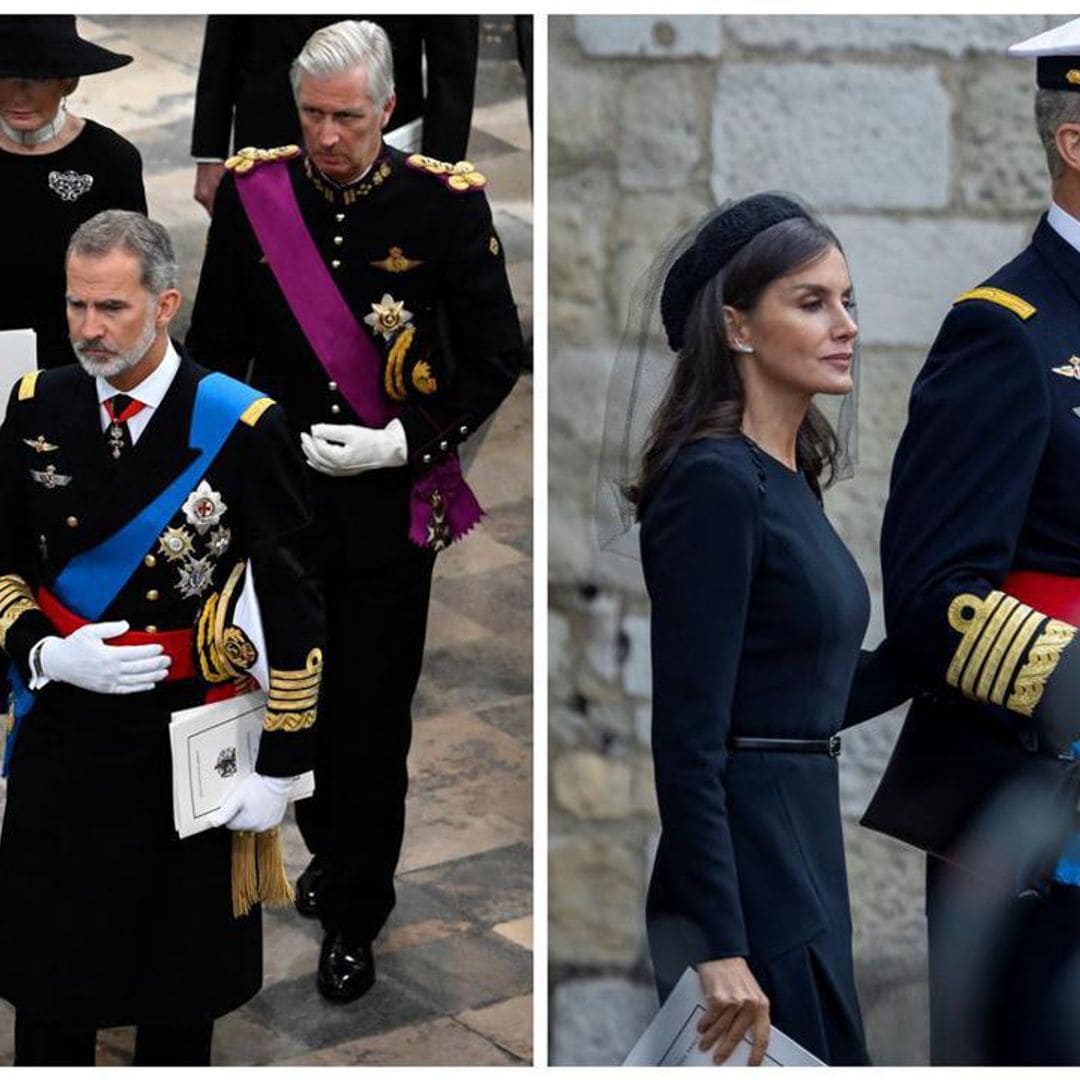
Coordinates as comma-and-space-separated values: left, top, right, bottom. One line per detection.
627, 193, 909, 1065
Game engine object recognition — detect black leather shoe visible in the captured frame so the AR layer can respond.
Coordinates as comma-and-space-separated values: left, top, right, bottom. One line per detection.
317, 931, 375, 1003
294, 856, 326, 919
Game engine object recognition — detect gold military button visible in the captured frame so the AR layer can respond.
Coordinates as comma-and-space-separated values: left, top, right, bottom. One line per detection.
330, 404, 342, 415
145, 625, 158, 633
144, 554, 156, 568
335, 213, 345, 222
333, 236, 344, 246
146, 589, 159, 602
328, 381, 338, 391
65, 515, 78, 528
331, 260, 342, 269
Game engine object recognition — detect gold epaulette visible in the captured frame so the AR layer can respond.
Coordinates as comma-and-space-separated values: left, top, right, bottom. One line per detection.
17, 371, 40, 401
953, 287, 1036, 321
225, 145, 301, 175
945, 590, 1076, 718
240, 396, 275, 427
405, 153, 486, 193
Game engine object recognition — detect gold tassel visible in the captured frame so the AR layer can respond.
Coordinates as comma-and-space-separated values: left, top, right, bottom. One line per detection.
256, 827, 294, 908
231, 831, 259, 918
230, 827, 293, 918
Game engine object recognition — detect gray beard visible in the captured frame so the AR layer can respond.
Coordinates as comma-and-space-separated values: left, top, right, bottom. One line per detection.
72, 307, 158, 380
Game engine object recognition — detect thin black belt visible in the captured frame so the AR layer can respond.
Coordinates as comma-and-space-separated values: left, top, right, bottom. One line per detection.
730, 735, 841, 758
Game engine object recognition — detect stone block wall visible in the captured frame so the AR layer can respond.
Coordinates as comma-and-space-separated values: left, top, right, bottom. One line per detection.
548, 14, 1062, 1066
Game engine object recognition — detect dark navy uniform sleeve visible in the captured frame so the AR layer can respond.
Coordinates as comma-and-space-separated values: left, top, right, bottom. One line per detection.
843, 640, 912, 730
396, 187, 523, 466
0, 377, 60, 681
235, 402, 324, 778
642, 451, 763, 960
882, 296, 1080, 750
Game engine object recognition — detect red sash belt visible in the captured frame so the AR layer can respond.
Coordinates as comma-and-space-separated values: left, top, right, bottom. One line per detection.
1004, 570, 1080, 625
38, 587, 196, 683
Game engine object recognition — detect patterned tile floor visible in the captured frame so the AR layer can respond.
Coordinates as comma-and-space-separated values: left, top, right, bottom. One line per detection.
0, 15, 532, 1066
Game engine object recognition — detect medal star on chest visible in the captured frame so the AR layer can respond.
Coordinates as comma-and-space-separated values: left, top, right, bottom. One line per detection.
176, 555, 216, 599
182, 480, 227, 535
364, 294, 413, 340
1052, 355, 1080, 380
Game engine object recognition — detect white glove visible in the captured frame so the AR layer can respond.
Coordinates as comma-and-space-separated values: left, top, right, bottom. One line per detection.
208, 772, 294, 832
300, 418, 408, 476
37, 621, 171, 694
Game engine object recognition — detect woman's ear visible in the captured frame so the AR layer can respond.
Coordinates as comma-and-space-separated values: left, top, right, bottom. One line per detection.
723, 306, 753, 354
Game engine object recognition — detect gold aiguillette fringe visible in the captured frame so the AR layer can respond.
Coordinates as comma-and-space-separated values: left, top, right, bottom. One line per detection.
231, 827, 295, 918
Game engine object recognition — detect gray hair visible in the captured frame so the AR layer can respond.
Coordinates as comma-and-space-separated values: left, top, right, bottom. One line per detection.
1035, 88, 1080, 180
289, 20, 395, 108
67, 210, 179, 294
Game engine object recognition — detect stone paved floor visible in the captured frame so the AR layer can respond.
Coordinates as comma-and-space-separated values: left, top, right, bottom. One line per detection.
0, 15, 532, 1066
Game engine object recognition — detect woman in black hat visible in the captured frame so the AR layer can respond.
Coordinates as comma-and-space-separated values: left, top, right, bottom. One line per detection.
611, 194, 908, 1064
0, 15, 146, 366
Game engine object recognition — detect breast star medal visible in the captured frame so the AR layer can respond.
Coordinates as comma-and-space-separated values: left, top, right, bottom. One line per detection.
177, 555, 215, 599
182, 480, 227, 534
208, 526, 232, 557
364, 294, 413, 339
158, 526, 195, 563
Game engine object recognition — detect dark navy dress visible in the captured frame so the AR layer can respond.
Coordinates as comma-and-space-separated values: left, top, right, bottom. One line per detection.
642, 435, 897, 1065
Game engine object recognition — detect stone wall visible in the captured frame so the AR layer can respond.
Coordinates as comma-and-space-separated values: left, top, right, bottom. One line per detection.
548, 14, 1062, 1065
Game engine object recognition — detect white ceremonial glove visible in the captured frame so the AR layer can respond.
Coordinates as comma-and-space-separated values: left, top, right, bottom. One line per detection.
208, 773, 295, 832
37, 621, 171, 695
300, 418, 408, 477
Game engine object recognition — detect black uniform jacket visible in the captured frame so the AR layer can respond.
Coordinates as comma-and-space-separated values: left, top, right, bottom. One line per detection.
190, 15, 479, 163
867, 215, 1080, 859
185, 145, 523, 566
0, 357, 323, 1024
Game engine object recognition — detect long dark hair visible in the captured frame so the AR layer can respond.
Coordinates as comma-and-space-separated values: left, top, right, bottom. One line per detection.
630, 216, 845, 516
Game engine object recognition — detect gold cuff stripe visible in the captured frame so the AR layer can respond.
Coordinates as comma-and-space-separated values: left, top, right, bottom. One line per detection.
240, 397, 275, 428
17, 371, 40, 401
962, 595, 1020, 699
989, 608, 1044, 706
264, 708, 316, 733
1007, 619, 1078, 718
268, 687, 319, 703
0, 598, 38, 649
953, 287, 1036, 321
0, 587, 30, 611
946, 591, 1005, 690
269, 674, 321, 689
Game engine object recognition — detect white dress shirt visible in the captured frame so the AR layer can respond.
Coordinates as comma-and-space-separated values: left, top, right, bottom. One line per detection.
96, 339, 180, 443
1048, 200, 1080, 256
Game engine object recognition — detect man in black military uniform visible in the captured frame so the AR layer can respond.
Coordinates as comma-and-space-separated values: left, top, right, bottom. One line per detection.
863, 17, 1080, 1065
0, 210, 323, 1065
186, 19, 523, 1003
190, 15, 479, 213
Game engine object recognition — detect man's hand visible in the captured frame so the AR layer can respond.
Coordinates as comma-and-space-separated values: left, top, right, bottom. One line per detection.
38, 621, 171, 695
194, 162, 226, 215
209, 773, 294, 832
300, 419, 407, 477
695, 957, 771, 1065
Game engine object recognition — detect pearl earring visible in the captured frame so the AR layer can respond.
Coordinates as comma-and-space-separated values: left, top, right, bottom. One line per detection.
733, 341, 754, 354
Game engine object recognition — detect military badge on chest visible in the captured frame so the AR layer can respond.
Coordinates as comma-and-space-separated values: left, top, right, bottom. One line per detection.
153, 480, 231, 599
1051, 355, 1080, 380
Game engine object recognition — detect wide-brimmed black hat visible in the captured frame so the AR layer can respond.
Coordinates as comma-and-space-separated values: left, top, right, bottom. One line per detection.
0, 16, 132, 78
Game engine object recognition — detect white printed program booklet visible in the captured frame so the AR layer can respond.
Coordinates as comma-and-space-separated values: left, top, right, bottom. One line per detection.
623, 967, 825, 1067
170, 689, 314, 838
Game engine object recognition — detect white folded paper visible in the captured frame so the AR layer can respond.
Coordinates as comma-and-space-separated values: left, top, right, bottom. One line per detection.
0, 329, 36, 420
622, 967, 825, 1067
170, 689, 314, 838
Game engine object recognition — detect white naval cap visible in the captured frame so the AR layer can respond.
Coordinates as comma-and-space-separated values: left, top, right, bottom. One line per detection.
1009, 18, 1080, 90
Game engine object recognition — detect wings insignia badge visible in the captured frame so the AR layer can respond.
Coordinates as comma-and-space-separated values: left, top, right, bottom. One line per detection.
370, 246, 424, 273
1052, 356, 1080, 380
30, 465, 71, 489
23, 435, 58, 453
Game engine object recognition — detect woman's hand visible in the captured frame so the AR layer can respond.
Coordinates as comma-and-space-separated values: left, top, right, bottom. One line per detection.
695, 956, 771, 1065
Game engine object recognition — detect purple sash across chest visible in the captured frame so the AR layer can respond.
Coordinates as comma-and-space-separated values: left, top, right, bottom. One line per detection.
235, 159, 482, 548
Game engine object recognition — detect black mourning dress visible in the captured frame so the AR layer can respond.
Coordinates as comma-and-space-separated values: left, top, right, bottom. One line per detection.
642, 435, 905, 1065
0, 119, 146, 367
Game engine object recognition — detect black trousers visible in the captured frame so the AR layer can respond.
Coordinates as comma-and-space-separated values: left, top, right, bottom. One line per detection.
295, 542, 437, 940
927, 854, 1080, 1064
14, 1014, 213, 1066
